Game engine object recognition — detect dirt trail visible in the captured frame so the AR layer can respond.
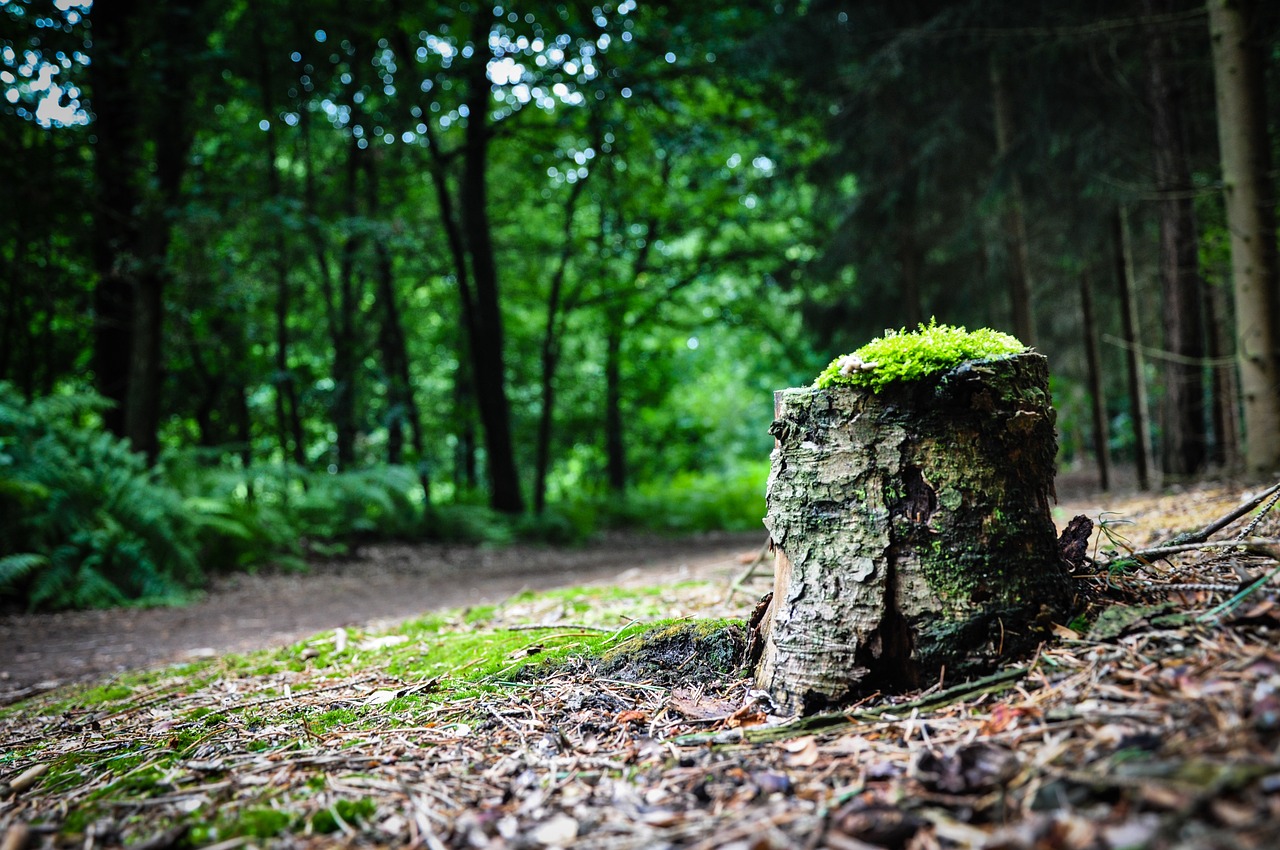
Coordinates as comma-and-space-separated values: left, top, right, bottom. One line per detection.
0, 531, 763, 700
0, 469, 1158, 702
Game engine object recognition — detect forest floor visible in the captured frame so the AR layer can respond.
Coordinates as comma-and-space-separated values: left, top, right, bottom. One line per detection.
0, 531, 764, 700
4, 475, 1280, 849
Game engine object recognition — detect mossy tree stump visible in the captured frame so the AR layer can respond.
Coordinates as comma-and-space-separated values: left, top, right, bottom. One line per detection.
754, 352, 1071, 715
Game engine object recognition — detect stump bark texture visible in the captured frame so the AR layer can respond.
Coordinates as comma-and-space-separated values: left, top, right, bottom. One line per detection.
754, 353, 1071, 715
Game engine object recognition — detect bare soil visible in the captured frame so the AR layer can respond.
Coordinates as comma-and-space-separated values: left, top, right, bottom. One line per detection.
0, 531, 762, 700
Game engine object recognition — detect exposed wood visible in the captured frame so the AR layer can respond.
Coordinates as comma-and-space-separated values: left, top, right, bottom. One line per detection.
755, 354, 1069, 714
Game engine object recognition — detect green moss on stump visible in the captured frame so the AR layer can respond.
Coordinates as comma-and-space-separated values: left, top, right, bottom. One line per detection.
815, 320, 1026, 392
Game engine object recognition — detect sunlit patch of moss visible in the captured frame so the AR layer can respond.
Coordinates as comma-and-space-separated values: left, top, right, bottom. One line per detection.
229, 806, 294, 838
311, 798, 377, 833
815, 320, 1026, 391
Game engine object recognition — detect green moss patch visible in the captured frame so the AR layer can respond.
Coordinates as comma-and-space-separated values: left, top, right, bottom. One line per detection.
815, 320, 1026, 391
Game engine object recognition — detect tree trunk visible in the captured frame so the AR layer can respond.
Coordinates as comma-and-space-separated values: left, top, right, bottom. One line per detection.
254, 15, 306, 471
754, 354, 1069, 715
1080, 270, 1112, 491
1115, 206, 1153, 490
454, 364, 478, 493
459, 35, 524, 514
363, 148, 431, 506
895, 165, 924, 327
604, 322, 627, 493
533, 179, 587, 514
328, 138, 363, 472
1145, 0, 1207, 477
990, 56, 1037, 347
89, 0, 143, 439
1205, 282, 1240, 470
1207, 0, 1280, 475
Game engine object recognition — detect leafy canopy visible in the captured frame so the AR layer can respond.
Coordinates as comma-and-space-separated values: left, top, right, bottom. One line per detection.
814, 321, 1026, 392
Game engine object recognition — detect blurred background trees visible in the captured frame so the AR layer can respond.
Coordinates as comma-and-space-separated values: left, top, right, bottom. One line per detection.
2, 0, 1278, 608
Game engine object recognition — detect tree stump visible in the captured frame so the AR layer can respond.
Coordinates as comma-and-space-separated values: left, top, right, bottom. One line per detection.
754, 353, 1071, 715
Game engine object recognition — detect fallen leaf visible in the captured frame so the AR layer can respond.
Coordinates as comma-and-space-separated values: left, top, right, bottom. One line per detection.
358, 635, 409, 651
364, 690, 399, 707
530, 813, 579, 847
725, 704, 767, 728
782, 736, 819, 767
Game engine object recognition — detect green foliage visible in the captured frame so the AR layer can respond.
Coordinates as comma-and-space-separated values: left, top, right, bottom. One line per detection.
814, 321, 1027, 392
0, 384, 203, 610
310, 798, 376, 833
565, 463, 768, 535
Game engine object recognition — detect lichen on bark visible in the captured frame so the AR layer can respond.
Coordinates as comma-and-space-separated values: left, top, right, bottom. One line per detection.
755, 353, 1071, 715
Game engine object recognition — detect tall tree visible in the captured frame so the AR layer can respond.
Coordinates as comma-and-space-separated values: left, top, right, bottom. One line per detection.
88, 0, 210, 461
1144, 0, 1207, 477
990, 55, 1037, 347
1207, 0, 1280, 475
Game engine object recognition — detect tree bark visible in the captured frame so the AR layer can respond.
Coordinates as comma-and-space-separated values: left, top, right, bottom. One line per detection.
254, 14, 306, 470
88, 0, 144, 439
1115, 206, 1153, 490
329, 137, 363, 472
1145, 0, 1207, 477
534, 178, 588, 514
365, 150, 431, 506
459, 31, 524, 514
604, 321, 627, 493
1207, 0, 1280, 475
990, 56, 1037, 347
754, 354, 1069, 715
1080, 270, 1112, 491
1204, 282, 1240, 470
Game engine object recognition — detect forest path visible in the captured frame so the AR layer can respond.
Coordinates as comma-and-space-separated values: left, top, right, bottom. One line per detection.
0, 532, 763, 700
0, 468, 1165, 703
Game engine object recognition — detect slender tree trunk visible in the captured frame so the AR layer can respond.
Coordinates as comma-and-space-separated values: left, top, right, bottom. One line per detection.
1, 235, 26, 386
1080, 270, 1112, 491
364, 150, 431, 505
458, 31, 524, 513
1146, 0, 1207, 477
454, 365, 478, 493
331, 140, 362, 472
1204, 282, 1239, 469
1115, 207, 1153, 490
604, 322, 626, 493
255, 16, 306, 470
120, 0, 205, 463
533, 179, 588, 514
990, 55, 1037, 347
895, 171, 924, 327
89, 0, 143, 439
1207, 0, 1280, 475
125, 276, 163, 461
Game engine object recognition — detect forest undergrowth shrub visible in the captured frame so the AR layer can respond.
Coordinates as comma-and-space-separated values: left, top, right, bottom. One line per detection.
0, 384, 203, 610
566, 462, 768, 534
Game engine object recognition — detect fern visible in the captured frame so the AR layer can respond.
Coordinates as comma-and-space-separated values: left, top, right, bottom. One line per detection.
0, 383, 204, 610
0, 552, 48, 588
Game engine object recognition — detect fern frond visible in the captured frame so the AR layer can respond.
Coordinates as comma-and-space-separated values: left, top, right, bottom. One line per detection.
0, 552, 48, 587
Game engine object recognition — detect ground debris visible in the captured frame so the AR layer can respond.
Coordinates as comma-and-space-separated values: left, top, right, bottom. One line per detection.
4, 483, 1280, 847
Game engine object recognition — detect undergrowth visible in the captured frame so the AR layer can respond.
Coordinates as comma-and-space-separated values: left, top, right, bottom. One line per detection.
0, 383, 764, 611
